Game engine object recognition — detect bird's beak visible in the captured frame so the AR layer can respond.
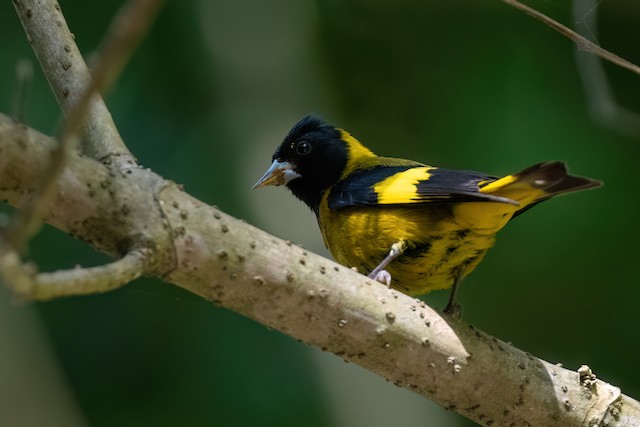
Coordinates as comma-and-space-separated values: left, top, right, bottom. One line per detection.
252, 160, 302, 189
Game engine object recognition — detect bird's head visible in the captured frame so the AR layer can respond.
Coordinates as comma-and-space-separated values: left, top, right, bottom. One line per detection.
254, 115, 372, 213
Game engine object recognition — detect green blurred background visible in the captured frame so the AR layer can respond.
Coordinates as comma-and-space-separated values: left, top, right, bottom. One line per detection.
1, 1, 639, 426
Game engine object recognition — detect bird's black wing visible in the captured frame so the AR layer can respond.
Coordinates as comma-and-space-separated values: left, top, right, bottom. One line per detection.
328, 164, 517, 210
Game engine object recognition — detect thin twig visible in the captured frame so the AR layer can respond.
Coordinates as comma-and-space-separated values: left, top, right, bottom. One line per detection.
88, 0, 164, 101
13, 0, 125, 164
501, 0, 640, 76
572, 0, 640, 137
12, 59, 33, 123
0, 249, 148, 302
55, 0, 163, 163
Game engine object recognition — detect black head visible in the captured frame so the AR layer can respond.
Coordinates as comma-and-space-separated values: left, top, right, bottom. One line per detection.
253, 115, 348, 214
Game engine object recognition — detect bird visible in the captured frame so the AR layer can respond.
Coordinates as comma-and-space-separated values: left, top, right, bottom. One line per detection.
253, 115, 602, 314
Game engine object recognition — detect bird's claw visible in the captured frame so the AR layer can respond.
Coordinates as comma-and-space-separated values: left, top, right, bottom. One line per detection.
443, 302, 463, 319
371, 269, 392, 287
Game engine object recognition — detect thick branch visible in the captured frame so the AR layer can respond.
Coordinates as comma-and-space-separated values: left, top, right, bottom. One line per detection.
0, 116, 176, 276
1, 114, 638, 427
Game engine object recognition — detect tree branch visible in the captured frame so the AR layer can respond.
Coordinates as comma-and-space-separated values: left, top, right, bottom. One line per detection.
2, 0, 162, 308
1, 112, 638, 426
6, 0, 159, 248
11, 0, 160, 166
501, 0, 640, 76
571, 0, 640, 137
0, 114, 175, 274
1, 248, 148, 302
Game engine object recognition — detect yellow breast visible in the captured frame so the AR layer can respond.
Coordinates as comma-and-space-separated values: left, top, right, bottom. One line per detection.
317, 194, 507, 295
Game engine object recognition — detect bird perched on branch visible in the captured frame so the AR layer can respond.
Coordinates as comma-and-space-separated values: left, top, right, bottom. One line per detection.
254, 115, 601, 314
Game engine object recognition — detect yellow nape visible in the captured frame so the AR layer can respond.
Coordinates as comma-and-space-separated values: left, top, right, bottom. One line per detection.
339, 129, 376, 178
374, 167, 434, 204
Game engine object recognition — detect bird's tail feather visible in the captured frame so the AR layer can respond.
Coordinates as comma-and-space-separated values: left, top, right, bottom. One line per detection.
484, 161, 602, 217
512, 161, 601, 196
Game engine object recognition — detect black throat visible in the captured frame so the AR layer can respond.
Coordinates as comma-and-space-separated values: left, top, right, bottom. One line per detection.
287, 183, 323, 217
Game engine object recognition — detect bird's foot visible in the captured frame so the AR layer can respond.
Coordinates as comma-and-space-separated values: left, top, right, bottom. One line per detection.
369, 269, 392, 287
366, 240, 406, 287
443, 301, 463, 320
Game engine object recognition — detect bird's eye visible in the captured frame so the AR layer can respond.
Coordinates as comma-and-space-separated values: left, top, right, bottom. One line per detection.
296, 141, 312, 156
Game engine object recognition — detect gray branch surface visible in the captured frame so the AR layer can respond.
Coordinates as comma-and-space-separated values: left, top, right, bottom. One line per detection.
1, 113, 638, 426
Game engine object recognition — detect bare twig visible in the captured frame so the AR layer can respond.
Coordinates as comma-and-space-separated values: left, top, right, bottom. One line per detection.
13, 0, 162, 164
0, 249, 148, 301
52, 0, 162, 166
0, 112, 638, 426
572, 0, 640, 137
501, 0, 640, 76
14, 0, 124, 165
89, 0, 164, 100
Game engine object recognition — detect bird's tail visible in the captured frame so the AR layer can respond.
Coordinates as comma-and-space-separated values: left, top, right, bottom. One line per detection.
480, 161, 602, 215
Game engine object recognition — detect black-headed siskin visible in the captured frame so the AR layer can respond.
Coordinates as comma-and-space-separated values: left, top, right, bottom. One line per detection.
254, 115, 601, 311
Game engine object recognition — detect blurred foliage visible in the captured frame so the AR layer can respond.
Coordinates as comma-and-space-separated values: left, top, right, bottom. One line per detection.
1, 1, 639, 426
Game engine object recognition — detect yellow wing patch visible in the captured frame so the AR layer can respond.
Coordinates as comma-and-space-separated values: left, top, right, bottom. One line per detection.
374, 167, 434, 204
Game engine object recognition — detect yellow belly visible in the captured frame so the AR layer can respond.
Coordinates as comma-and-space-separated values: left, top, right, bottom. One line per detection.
318, 200, 517, 295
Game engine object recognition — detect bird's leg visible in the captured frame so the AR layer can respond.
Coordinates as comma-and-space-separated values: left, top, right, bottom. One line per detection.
443, 266, 466, 319
368, 240, 406, 287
